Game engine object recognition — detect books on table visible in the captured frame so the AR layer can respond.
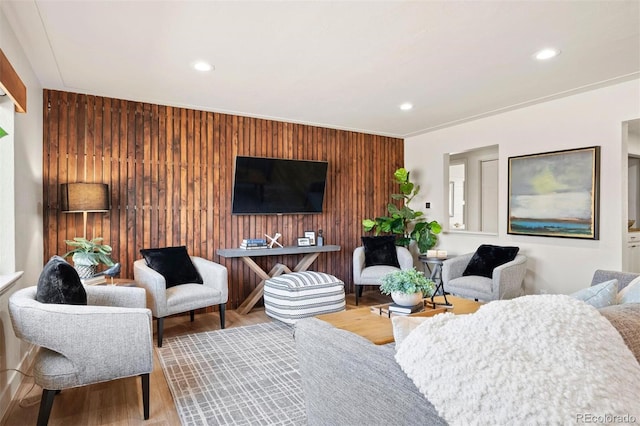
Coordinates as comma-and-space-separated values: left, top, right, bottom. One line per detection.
388, 302, 424, 315
240, 239, 268, 250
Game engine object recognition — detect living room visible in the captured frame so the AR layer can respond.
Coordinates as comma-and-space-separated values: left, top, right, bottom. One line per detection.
1, 1, 639, 424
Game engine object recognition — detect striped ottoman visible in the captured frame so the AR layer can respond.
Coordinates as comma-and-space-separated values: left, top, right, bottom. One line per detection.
264, 271, 346, 324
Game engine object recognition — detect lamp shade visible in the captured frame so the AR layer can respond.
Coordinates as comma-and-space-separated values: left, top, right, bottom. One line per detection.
60, 183, 110, 212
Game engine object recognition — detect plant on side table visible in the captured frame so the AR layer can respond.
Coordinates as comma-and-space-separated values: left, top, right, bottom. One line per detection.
362, 167, 442, 253
380, 267, 435, 307
63, 237, 115, 278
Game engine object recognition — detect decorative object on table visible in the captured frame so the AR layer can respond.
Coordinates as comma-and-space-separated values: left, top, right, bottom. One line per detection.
297, 237, 311, 247
240, 238, 268, 249
362, 167, 442, 253
425, 249, 448, 259
508, 146, 600, 239
92, 262, 121, 278
60, 182, 110, 238
380, 267, 435, 307
317, 229, 324, 246
265, 232, 283, 248
304, 231, 316, 245
63, 237, 115, 279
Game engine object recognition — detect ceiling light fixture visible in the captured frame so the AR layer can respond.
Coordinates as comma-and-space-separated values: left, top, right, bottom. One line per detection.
534, 48, 560, 61
400, 102, 413, 111
193, 61, 213, 72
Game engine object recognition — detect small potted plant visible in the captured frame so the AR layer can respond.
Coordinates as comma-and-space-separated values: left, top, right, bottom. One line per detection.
63, 237, 115, 278
380, 267, 435, 307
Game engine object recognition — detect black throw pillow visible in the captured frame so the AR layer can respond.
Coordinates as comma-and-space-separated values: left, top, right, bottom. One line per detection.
361, 236, 400, 268
462, 244, 520, 278
36, 255, 87, 305
140, 246, 203, 288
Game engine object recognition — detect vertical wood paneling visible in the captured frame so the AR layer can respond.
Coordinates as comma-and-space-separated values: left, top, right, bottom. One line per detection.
43, 90, 403, 309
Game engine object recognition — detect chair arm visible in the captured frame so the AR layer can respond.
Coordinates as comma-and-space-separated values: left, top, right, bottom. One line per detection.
85, 285, 147, 309
492, 254, 527, 299
353, 247, 366, 284
133, 259, 167, 317
442, 253, 473, 284
192, 257, 229, 303
396, 247, 414, 270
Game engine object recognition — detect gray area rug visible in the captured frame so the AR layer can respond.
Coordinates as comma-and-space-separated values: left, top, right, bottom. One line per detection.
157, 321, 306, 426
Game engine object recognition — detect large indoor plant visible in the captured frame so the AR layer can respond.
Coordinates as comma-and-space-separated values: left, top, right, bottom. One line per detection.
63, 237, 115, 278
380, 267, 435, 306
362, 167, 442, 253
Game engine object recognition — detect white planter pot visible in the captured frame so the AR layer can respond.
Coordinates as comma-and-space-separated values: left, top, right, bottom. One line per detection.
391, 291, 423, 307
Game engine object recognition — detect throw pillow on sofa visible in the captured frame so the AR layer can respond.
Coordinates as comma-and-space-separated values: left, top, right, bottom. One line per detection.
36, 255, 87, 305
361, 236, 400, 268
140, 246, 203, 289
570, 279, 618, 309
617, 276, 640, 304
462, 244, 519, 278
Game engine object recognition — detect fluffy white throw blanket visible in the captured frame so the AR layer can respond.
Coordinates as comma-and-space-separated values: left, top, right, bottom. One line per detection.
395, 295, 640, 425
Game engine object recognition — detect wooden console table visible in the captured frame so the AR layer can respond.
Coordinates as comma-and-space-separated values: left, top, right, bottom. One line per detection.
217, 245, 341, 314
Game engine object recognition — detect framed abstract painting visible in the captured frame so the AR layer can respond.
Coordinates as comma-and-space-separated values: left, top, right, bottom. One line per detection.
508, 146, 600, 239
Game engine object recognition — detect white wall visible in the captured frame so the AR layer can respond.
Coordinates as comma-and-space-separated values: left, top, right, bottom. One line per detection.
0, 3, 43, 420
406, 79, 640, 295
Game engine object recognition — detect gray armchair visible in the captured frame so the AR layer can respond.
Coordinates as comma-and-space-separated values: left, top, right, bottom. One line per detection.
353, 246, 414, 305
134, 256, 228, 346
442, 253, 527, 301
9, 285, 153, 426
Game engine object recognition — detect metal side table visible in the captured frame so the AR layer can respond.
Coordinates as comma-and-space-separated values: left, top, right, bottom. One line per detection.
418, 255, 453, 308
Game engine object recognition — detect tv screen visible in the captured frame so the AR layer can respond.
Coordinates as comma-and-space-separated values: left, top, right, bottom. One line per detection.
231, 156, 329, 215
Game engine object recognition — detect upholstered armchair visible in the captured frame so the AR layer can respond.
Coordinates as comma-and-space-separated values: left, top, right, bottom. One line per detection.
442, 251, 527, 301
9, 285, 153, 426
134, 255, 228, 347
353, 245, 414, 305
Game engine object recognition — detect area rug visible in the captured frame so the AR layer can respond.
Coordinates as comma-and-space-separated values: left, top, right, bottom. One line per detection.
157, 321, 306, 426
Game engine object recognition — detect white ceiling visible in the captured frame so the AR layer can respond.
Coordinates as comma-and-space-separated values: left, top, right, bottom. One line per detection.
3, 0, 639, 138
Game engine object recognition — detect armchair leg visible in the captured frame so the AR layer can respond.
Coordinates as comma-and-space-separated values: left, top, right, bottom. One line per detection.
140, 373, 150, 420
157, 317, 164, 347
190, 310, 195, 322
37, 389, 57, 426
219, 303, 225, 329
355, 285, 364, 306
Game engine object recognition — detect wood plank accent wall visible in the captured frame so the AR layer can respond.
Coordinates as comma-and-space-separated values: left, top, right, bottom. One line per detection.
43, 90, 404, 309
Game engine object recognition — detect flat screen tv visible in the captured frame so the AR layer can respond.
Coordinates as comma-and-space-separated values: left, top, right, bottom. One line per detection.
231, 156, 329, 215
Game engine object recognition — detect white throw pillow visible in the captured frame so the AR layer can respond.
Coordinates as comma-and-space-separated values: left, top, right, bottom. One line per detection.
617, 276, 640, 304
570, 279, 617, 309
391, 316, 429, 347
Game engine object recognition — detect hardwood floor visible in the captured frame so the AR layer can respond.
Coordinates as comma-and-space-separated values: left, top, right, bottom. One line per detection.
0, 291, 389, 426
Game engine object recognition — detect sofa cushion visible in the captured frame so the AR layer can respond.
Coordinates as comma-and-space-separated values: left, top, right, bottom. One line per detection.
36, 255, 87, 305
361, 236, 400, 268
570, 279, 617, 309
599, 303, 640, 364
140, 246, 203, 288
462, 244, 519, 278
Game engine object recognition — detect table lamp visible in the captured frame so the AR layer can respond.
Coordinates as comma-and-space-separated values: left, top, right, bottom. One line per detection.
60, 183, 110, 238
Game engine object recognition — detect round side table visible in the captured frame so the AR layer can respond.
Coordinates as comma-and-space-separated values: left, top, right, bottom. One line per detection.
418, 255, 453, 308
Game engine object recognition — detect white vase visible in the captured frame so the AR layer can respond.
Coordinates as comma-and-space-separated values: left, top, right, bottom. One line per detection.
391, 291, 423, 307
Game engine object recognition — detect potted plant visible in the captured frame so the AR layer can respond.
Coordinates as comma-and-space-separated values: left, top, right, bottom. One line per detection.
362, 168, 442, 253
380, 267, 435, 306
63, 237, 115, 278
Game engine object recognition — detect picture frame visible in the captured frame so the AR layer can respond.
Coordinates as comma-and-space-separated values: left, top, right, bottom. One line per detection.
508, 146, 600, 240
297, 237, 311, 247
304, 231, 316, 245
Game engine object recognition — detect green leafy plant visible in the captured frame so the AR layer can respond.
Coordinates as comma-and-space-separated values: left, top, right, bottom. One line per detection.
380, 267, 435, 296
362, 167, 442, 252
63, 237, 115, 266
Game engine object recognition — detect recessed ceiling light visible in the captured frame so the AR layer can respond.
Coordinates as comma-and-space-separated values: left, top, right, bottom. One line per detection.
400, 103, 413, 111
534, 48, 560, 61
193, 61, 213, 71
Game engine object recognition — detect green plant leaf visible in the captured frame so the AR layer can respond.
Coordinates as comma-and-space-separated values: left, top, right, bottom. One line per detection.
394, 168, 409, 183
362, 219, 376, 231
399, 181, 414, 195
429, 220, 442, 234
